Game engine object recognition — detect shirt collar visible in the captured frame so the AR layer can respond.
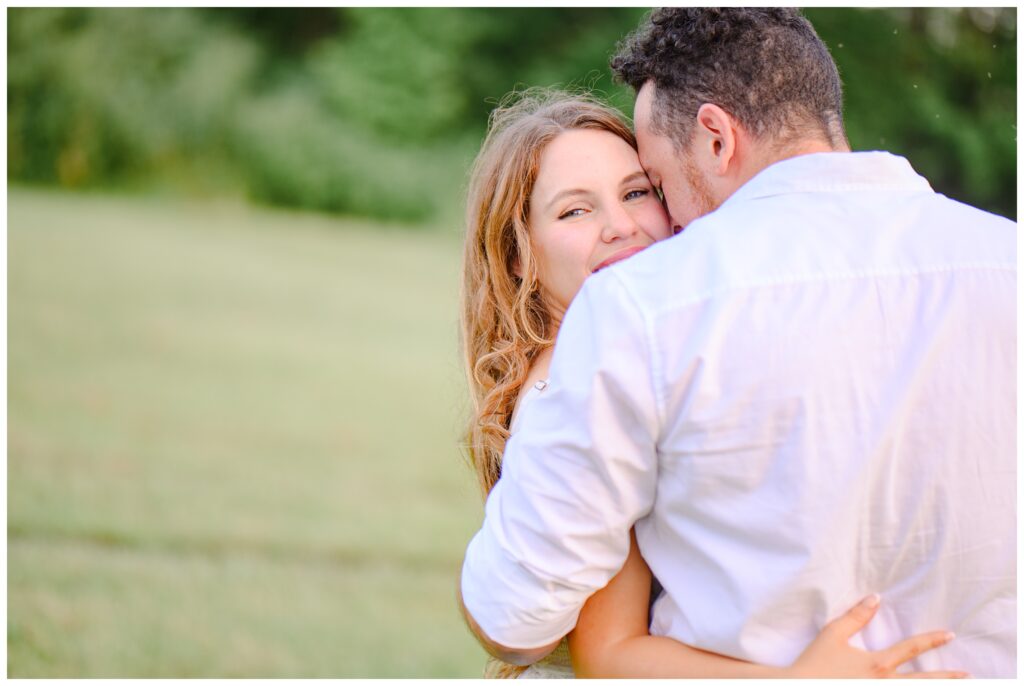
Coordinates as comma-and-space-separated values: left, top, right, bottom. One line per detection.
721, 151, 934, 209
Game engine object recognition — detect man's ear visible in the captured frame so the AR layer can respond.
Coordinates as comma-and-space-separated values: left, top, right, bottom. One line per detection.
694, 103, 737, 176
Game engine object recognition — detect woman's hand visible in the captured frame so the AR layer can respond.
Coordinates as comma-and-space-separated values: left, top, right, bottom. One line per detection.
787, 595, 968, 679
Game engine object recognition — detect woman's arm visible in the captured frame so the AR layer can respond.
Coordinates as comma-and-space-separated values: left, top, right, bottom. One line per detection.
568, 530, 966, 679
568, 529, 786, 678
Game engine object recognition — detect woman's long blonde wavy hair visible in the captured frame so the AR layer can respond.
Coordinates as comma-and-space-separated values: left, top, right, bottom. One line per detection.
461, 89, 637, 502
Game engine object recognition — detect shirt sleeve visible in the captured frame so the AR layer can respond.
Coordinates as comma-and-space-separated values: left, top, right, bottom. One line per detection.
460, 270, 662, 649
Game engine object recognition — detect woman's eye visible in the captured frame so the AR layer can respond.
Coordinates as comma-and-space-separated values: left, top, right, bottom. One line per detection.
558, 208, 587, 220
624, 189, 650, 201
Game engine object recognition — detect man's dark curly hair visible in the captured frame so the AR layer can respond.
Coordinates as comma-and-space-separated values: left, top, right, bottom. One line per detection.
611, 8, 846, 150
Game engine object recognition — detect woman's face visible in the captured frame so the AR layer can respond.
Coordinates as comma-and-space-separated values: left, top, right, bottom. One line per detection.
527, 128, 671, 319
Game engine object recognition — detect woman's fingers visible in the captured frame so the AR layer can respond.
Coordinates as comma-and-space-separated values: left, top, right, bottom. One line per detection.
877, 631, 956, 671
823, 594, 881, 640
901, 671, 970, 679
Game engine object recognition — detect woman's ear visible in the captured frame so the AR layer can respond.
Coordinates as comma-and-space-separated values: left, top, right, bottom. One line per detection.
694, 103, 737, 176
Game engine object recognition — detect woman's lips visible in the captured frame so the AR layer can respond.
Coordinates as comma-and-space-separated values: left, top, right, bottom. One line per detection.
592, 245, 645, 273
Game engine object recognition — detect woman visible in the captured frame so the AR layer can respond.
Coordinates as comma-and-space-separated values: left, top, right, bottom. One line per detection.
459, 88, 964, 679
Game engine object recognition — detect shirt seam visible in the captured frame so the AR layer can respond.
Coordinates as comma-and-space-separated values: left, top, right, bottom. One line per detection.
643, 261, 1015, 320
733, 182, 933, 201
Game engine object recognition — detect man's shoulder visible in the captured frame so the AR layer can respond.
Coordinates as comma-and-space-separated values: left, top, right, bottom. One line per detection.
597, 226, 741, 322
928, 193, 1016, 232
608, 187, 1015, 319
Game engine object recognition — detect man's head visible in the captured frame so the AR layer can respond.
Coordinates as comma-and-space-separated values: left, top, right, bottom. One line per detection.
612, 8, 849, 229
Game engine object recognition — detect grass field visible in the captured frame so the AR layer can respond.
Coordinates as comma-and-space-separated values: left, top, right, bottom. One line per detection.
8, 187, 489, 676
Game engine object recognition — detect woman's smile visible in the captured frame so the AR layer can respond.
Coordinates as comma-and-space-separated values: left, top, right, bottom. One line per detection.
592, 245, 646, 273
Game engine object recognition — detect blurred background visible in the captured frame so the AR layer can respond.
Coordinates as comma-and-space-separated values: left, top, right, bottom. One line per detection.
6, 7, 1016, 677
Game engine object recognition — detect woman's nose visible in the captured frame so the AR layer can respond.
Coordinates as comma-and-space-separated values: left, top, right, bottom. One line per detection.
601, 203, 640, 242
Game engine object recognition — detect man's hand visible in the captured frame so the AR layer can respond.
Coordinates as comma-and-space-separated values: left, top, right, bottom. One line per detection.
456, 574, 562, 666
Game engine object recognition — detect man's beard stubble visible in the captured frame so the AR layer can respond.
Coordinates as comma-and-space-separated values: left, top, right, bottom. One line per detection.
683, 154, 719, 222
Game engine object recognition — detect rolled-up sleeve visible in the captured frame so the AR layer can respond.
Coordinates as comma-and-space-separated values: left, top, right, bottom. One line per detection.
460, 270, 662, 649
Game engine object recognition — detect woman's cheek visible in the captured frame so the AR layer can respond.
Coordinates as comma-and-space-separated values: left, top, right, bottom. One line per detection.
644, 205, 672, 241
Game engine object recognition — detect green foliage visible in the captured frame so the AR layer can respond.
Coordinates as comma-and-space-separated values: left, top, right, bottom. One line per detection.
8, 9, 257, 187
228, 85, 461, 222
7, 8, 1017, 222
309, 9, 475, 143
806, 7, 1016, 219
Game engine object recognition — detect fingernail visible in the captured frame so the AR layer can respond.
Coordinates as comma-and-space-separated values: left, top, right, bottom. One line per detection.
944, 631, 957, 642
862, 593, 881, 609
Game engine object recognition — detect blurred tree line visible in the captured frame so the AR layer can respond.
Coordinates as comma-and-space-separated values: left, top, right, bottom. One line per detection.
8, 7, 1016, 223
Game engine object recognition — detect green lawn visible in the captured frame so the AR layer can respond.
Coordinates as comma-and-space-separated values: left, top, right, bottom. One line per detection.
8, 187, 488, 676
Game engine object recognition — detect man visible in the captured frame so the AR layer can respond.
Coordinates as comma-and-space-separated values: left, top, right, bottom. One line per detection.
460, 8, 1015, 677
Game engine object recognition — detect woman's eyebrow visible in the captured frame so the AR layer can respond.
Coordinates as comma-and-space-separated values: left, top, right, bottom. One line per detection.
620, 171, 649, 185
544, 188, 591, 212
